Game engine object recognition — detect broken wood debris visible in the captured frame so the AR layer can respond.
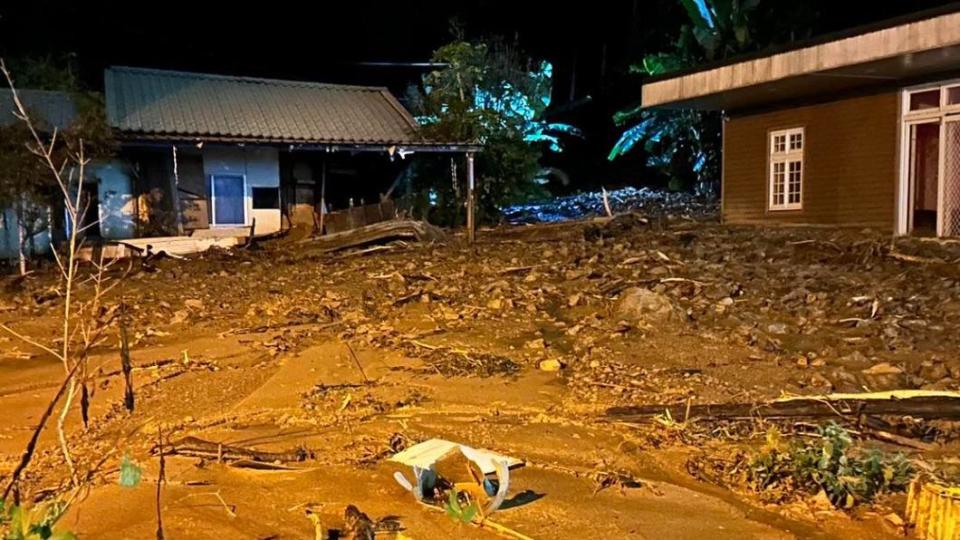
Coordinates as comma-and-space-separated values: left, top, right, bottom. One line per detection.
159, 436, 309, 464
606, 391, 960, 423
299, 220, 447, 253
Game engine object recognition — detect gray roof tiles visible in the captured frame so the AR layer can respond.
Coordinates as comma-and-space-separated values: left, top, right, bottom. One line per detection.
105, 66, 423, 145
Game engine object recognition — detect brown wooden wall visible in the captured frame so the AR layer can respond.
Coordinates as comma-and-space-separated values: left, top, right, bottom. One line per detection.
723, 92, 900, 228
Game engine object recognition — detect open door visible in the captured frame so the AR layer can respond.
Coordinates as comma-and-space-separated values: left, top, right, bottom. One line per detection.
907, 122, 940, 236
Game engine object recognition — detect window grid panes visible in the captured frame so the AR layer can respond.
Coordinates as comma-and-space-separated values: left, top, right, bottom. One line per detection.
769, 128, 804, 211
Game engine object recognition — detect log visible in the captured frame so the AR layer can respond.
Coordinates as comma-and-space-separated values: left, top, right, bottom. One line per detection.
606, 393, 960, 423
298, 219, 447, 253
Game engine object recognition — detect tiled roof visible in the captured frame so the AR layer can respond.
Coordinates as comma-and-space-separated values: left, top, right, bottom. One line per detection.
105, 66, 424, 145
0, 89, 78, 130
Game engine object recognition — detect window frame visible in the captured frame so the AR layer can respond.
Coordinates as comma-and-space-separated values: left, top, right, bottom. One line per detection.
768, 127, 805, 212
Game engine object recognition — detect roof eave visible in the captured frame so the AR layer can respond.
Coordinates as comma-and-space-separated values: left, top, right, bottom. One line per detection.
642, 8, 960, 112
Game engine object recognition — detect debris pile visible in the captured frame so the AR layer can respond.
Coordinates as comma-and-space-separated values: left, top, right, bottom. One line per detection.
502, 186, 717, 224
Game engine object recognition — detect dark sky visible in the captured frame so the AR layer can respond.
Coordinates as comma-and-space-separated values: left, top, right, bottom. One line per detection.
3, 1, 958, 188
3, 1, 958, 99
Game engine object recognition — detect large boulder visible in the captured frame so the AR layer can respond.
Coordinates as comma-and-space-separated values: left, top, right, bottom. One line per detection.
615, 287, 677, 324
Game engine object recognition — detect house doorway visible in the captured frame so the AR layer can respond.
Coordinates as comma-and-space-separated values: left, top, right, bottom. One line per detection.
900, 83, 960, 237
211, 174, 246, 226
907, 122, 939, 235
79, 182, 102, 238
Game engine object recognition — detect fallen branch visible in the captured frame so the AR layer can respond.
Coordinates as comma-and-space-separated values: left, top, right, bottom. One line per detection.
887, 251, 946, 265
606, 392, 960, 423
2, 356, 85, 501
342, 340, 370, 383
156, 428, 165, 540
160, 436, 308, 463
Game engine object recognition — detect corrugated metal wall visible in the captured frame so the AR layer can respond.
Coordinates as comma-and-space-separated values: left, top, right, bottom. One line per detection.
723, 92, 899, 229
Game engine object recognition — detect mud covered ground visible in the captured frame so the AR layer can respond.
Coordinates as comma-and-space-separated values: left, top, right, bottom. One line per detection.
2, 207, 960, 539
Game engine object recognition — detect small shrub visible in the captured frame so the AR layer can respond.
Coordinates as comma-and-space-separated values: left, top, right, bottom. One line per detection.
749, 422, 913, 508
0, 500, 76, 540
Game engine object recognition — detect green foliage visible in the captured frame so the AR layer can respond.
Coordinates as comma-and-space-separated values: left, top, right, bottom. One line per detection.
0, 500, 76, 540
443, 489, 479, 524
749, 423, 914, 508
3, 55, 79, 93
118, 454, 143, 488
0, 58, 116, 267
610, 0, 764, 192
406, 38, 565, 225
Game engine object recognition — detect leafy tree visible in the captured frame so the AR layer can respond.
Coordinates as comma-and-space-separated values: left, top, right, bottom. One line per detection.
0, 58, 115, 273
0, 116, 52, 273
609, 0, 762, 194
406, 39, 578, 225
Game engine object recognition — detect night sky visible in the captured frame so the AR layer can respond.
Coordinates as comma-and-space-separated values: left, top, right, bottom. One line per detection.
2, 0, 958, 187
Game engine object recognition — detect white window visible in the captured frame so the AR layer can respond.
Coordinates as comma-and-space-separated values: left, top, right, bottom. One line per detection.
769, 128, 804, 211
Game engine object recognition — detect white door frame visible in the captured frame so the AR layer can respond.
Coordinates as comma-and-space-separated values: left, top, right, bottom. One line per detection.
209, 173, 247, 226
899, 118, 941, 235
898, 81, 960, 237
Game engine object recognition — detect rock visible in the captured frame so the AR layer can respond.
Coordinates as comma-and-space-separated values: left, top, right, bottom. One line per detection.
525, 338, 546, 350
538, 359, 564, 372
809, 373, 833, 392
767, 323, 789, 335
883, 512, 905, 533
861, 363, 910, 390
837, 351, 870, 366
615, 288, 676, 324
919, 361, 949, 382
810, 490, 834, 511
648, 266, 670, 277
862, 362, 902, 375
184, 298, 204, 310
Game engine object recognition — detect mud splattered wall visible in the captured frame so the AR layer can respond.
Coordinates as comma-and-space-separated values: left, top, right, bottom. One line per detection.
95, 160, 137, 239
723, 92, 899, 229
202, 146, 282, 234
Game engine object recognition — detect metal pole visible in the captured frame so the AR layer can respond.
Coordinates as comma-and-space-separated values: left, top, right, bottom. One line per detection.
171, 146, 184, 236
319, 158, 327, 235
466, 152, 476, 244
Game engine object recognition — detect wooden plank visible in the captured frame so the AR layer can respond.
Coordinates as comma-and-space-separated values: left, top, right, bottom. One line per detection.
299, 220, 446, 253
607, 393, 960, 423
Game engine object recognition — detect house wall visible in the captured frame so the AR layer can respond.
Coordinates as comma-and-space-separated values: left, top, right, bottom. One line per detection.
175, 149, 209, 231
0, 207, 51, 260
95, 160, 137, 239
202, 146, 282, 234
723, 92, 900, 228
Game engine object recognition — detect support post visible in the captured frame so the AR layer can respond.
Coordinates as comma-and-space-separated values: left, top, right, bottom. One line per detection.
319, 158, 327, 235
170, 146, 184, 236
466, 152, 476, 244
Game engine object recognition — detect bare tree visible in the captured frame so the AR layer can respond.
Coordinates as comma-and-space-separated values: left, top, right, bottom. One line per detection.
0, 59, 122, 498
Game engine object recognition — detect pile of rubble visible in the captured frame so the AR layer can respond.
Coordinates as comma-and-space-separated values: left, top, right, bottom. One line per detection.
5, 214, 960, 407
501, 186, 717, 224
